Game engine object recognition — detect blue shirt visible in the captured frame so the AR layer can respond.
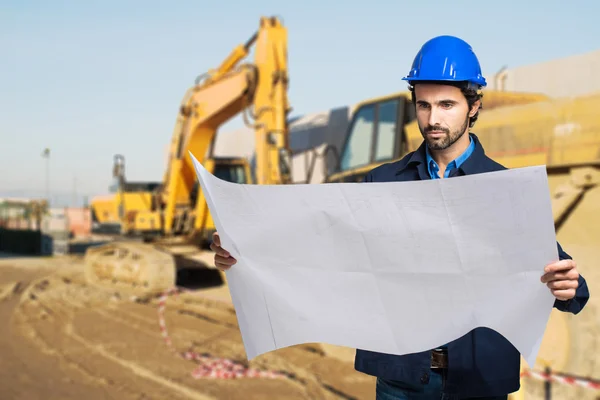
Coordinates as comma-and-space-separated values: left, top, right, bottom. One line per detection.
426, 136, 475, 351
425, 135, 475, 179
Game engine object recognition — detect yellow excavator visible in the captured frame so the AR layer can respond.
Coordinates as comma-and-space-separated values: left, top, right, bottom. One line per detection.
84, 16, 291, 294
323, 90, 600, 399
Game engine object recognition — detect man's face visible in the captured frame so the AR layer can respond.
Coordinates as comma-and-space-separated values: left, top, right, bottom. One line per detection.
414, 83, 474, 151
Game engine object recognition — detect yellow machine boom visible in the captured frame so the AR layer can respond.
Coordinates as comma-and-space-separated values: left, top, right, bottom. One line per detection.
84, 16, 292, 295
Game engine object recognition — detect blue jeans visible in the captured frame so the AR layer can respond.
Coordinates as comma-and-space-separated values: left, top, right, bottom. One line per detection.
375, 369, 508, 400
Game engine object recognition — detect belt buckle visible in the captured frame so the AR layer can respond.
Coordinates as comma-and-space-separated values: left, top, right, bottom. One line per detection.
431, 349, 448, 369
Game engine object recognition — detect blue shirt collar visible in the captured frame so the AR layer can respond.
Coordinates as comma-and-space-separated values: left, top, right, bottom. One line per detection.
425, 135, 475, 179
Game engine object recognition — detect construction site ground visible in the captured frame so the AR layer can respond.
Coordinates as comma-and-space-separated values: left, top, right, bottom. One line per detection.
0, 251, 376, 400
0, 246, 598, 400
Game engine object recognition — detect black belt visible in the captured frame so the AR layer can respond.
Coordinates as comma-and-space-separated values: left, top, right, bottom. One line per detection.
431, 348, 448, 369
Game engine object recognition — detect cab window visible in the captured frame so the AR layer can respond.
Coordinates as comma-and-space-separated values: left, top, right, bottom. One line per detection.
339, 104, 375, 171
374, 99, 399, 161
214, 164, 247, 184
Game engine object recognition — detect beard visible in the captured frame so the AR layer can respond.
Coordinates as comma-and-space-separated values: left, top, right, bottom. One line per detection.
420, 115, 469, 151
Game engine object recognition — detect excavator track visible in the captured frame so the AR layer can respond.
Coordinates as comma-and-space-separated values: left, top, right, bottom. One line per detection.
83, 241, 177, 296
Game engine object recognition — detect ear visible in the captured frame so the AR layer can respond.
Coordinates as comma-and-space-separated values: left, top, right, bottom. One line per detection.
469, 99, 481, 117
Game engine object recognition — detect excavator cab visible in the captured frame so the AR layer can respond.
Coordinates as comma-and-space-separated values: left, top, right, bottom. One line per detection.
189, 156, 252, 244
326, 93, 415, 183
212, 157, 250, 183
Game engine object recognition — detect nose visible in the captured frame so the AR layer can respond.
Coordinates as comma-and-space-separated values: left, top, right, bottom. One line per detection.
428, 107, 441, 127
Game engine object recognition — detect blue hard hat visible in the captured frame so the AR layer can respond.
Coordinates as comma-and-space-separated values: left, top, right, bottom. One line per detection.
402, 35, 487, 87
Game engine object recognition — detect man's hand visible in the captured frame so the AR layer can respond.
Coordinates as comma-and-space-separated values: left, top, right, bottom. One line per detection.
541, 259, 579, 301
210, 232, 237, 271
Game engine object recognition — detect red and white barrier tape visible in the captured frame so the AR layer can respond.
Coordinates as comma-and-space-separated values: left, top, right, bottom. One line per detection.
157, 286, 287, 380
159, 288, 600, 388
522, 369, 600, 390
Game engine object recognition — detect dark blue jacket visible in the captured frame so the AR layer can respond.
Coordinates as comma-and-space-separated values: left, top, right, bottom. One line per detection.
355, 133, 590, 398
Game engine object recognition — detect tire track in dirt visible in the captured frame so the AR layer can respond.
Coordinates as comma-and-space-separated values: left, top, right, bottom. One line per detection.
63, 322, 215, 400
0, 281, 22, 302
14, 277, 197, 400
69, 277, 374, 399
13, 275, 217, 400
83, 286, 367, 399
12, 265, 375, 400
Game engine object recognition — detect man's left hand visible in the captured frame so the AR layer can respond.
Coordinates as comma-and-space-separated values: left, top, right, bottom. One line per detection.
541, 259, 580, 301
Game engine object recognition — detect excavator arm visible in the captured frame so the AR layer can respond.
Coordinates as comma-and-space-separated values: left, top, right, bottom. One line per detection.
161, 16, 291, 235
84, 16, 292, 295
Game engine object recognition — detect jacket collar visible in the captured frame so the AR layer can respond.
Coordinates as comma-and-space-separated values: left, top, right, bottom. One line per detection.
395, 133, 487, 178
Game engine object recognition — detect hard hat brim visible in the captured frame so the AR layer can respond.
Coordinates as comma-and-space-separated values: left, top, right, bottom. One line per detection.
401, 76, 487, 87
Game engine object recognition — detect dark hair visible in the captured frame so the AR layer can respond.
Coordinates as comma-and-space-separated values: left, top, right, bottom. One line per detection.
409, 81, 483, 128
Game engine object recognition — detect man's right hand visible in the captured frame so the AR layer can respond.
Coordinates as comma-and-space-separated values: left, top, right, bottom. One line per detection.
210, 231, 237, 271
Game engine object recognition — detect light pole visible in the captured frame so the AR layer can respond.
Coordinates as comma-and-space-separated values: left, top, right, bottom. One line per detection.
42, 148, 50, 206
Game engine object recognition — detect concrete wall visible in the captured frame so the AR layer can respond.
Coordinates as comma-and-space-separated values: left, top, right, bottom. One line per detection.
486, 49, 600, 98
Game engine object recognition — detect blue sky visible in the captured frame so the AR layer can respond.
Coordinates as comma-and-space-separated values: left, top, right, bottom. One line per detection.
2, 0, 599, 206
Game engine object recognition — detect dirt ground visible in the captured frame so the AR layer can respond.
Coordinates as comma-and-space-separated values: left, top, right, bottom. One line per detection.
0, 253, 376, 400
0, 246, 599, 400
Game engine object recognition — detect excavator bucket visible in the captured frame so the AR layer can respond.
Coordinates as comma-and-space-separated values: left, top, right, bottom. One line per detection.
83, 241, 176, 296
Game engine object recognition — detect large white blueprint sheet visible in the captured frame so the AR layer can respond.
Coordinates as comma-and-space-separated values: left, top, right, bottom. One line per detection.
190, 153, 558, 367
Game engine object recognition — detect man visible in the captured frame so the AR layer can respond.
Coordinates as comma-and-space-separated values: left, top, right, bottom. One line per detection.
210, 36, 590, 399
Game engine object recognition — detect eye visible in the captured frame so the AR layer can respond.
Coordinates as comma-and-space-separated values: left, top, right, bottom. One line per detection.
417, 103, 430, 109
440, 102, 453, 109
